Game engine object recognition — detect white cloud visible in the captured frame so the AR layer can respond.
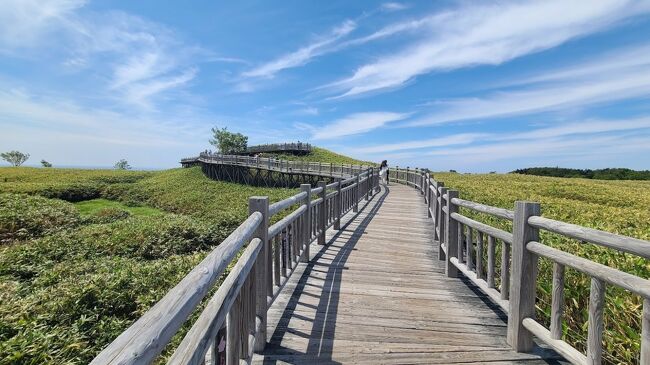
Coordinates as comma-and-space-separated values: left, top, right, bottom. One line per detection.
0, 1, 203, 109
326, 0, 650, 98
0, 0, 86, 50
312, 112, 409, 139
242, 20, 356, 78
355, 133, 486, 153
294, 107, 319, 116
355, 117, 650, 154
408, 55, 650, 127
381, 2, 409, 12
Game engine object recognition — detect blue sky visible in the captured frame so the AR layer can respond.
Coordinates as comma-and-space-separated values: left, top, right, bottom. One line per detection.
2, 0, 650, 171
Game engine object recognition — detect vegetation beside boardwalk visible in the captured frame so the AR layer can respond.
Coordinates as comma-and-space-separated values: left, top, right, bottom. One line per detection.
435, 172, 650, 365
0, 154, 648, 364
0, 166, 294, 364
512, 167, 650, 180
261, 146, 376, 166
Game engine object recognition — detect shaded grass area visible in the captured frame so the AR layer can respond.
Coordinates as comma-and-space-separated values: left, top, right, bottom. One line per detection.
432, 172, 650, 365
74, 199, 163, 217
0, 166, 295, 364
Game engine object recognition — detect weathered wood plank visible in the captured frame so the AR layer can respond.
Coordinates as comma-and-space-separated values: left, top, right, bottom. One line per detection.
257, 185, 565, 365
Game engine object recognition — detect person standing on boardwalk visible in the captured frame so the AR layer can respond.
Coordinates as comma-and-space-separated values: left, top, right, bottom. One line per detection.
379, 160, 389, 185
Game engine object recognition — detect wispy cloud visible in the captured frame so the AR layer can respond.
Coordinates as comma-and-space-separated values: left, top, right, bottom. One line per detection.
355, 133, 487, 153
326, 0, 650, 98
356, 118, 650, 154
242, 20, 356, 79
408, 45, 650, 126
1, 1, 205, 109
381, 2, 409, 12
0, 0, 86, 51
312, 112, 409, 139
357, 118, 650, 170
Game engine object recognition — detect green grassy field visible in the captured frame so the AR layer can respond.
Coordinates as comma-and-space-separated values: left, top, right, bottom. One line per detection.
0, 166, 295, 364
432, 172, 650, 365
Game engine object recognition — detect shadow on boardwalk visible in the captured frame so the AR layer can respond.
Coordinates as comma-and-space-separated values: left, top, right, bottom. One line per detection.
255, 184, 566, 365
263, 186, 390, 364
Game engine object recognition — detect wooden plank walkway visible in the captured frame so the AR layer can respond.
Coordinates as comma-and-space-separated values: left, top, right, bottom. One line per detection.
254, 183, 566, 364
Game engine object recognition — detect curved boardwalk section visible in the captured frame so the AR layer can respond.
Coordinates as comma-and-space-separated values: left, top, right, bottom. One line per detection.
255, 184, 564, 364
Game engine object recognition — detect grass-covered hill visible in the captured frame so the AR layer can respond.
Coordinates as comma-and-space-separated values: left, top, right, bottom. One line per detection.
0, 166, 295, 364
260, 146, 376, 166
432, 172, 650, 364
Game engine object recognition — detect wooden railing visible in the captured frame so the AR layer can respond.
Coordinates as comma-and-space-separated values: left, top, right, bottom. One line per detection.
390, 167, 650, 365
91, 167, 380, 365
245, 142, 312, 154
181, 153, 372, 178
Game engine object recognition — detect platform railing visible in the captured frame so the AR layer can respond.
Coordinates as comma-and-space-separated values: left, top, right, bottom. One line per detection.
181, 153, 372, 179
91, 167, 380, 365
390, 167, 650, 365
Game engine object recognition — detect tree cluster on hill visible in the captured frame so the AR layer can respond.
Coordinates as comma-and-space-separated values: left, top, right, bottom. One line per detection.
511, 167, 650, 180
210, 127, 248, 154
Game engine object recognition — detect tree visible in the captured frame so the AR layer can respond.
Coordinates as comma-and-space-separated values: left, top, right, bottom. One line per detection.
41, 160, 52, 168
114, 159, 131, 170
1, 151, 29, 166
209, 127, 248, 154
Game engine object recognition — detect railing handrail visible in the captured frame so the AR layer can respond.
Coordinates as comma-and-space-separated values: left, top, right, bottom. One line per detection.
245, 142, 312, 154
90, 212, 263, 365
92, 164, 381, 364
390, 167, 650, 365
181, 153, 373, 180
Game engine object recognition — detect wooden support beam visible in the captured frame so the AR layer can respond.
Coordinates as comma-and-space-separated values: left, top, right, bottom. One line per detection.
508, 201, 541, 352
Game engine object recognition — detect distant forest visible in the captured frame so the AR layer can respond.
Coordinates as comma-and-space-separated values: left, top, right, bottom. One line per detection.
511, 167, 650, 180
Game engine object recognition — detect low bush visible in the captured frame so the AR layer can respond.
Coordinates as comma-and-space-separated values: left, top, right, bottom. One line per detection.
0, 194, 80, 243
0, 254, 205, 364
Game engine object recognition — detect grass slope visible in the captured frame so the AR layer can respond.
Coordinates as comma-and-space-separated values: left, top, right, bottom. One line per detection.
261, 146, 376, 166
0, 166, 295, 364
433, 172, 650, 364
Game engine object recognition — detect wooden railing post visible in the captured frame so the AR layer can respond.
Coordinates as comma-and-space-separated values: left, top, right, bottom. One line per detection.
445, 189, 458, 276
334, 179, 342, 230
426, 174, 432, 218
420, 171, 425, 195
436, 184, 445, 257
318, 181, 326, 245
353, 174, 360, 213
300, 184, 311, 262
507, 201, 541, 352
642, 299, 649, 365
365, 168, 371, 200
406, 167, 410, 186
249, 196, 269, 351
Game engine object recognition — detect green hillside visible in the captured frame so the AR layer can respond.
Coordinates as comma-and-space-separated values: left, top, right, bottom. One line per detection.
261, 146, 376, 166
0, 166, 294, 363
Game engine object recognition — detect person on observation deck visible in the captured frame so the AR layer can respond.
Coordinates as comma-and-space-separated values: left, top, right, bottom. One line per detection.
380, 160, 389, 185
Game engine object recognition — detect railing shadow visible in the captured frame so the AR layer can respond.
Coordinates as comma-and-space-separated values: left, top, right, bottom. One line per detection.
261, 185, 390, 364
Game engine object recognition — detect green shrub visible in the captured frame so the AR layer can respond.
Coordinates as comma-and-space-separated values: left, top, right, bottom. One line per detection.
0, 254, 205, 364
0, 215, 228, 280
0, 194, 80, 243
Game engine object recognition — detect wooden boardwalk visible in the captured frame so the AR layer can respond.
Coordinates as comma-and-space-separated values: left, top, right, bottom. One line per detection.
95, 158, 648, 365
254, 184, 566, 364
